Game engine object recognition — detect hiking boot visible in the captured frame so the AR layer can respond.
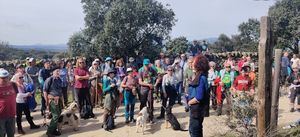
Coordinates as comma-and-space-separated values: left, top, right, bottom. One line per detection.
52, 130, 61, 136
290, 108, 295, 112
18, 129, 26, 135
30, 124, 40, 129
185, 107, 189, 112
156, 115, 164, 120
125, 119, 130, 124
47, 113, 52, 119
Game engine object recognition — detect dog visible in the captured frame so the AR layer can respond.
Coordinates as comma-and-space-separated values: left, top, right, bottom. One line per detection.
58, 102, 80, 132
165, 107, 188, 131
136, 107, 149, 134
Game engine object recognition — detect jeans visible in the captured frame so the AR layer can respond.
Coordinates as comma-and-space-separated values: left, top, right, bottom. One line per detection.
0, 118, 15, 137
62, 86, 68, 105
124, 90, 136, 119
189, 117, 204, 137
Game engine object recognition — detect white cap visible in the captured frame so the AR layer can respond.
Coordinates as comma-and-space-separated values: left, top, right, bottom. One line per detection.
0, 68, 10, 78
92, 61, 99, 65
26, 57, 30, 60
29, 58, 35, 62
94, 58, 100, 62
126, 68, 133, 72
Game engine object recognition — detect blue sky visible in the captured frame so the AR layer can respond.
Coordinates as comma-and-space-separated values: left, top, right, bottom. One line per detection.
0, 0, 275, 45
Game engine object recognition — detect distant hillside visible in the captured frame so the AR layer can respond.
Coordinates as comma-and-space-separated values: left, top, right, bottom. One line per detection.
12, 44, 68, 52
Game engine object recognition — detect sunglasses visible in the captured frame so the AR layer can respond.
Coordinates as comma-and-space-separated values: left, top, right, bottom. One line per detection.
19, 77, 24, 79
79, 62, 85, 64
225, 66, 230, 68
167, 70, 173, 71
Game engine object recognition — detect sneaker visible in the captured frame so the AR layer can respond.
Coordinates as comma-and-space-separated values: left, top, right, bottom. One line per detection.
30, 125, 40, 129
52, 130, 61, 136
185, 107, 189, 112
125, 119, 130, 124
130, 117, 136, 123
18, 129, 26, 135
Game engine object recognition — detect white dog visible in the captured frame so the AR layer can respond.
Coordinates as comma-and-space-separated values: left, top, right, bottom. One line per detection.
57, 102, 80, 132
136, 107, 149, 134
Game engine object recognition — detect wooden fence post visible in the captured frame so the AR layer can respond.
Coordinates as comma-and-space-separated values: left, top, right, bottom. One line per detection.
257, 16, 273, 137
270, 49, 282, 131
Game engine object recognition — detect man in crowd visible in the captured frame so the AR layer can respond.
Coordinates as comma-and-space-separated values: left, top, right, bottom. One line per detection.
38, 60, 52, 116
43, 68, 63, 137
138, 59, 157, 123
0, 69, 17, 137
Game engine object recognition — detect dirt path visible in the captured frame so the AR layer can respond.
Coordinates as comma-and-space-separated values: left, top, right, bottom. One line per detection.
15, 96, 299, 137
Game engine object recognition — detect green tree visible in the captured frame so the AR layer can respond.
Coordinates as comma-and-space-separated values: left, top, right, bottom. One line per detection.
213, 34, 234, 52
70, 0, 175, 60
93, 0, 175, 59
165, 36, 188, 57
235, 18, 260, 52
269, 0, 300, 54
67, 31, 90, 57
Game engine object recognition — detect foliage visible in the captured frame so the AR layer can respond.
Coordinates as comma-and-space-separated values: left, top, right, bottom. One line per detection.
165, 36, 189, 57
269, 0, 300, 54
234, 18, 260, 52
212, 34, 234, 52
67, 31, 90, 57
70, 0, 175, 60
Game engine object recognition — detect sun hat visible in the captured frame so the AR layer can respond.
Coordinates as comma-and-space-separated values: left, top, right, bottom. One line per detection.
0, 68, 10, 78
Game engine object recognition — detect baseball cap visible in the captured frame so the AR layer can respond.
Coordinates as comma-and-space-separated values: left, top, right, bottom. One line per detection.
0, 68, 10, 78
143, 59, 150, 65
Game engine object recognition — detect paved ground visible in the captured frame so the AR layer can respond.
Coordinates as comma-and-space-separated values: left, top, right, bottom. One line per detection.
15, 96, 299, 137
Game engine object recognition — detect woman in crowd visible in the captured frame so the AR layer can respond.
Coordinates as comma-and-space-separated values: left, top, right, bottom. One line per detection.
74, 58, 94, 119
102, 68, 118, 130
207, 61, 218, 110
157, 65, 178, 119
121, 68, 138, 123
14, 73, 40, 134
188, 55, 210, 137
154, 59, 164, 103
89, 61, 102, 107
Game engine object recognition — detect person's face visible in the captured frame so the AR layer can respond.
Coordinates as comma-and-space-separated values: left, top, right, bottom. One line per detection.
0, 77, 9, 83
44, 62, 50, 69
167, 69, 173, 75
109, 73, 115, 78
53, 69, 60, 77
17, 67, 25, 74
79, 60, 85, 68
293, 68, 298, 73
16, 75, 24, 83
93, 63, 99, 68
165, 58, 170, 65
225, 66, 231, 71
60, 61, 65, 68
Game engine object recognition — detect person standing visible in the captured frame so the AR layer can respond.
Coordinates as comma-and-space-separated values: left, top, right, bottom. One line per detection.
173, 58, 183, 105
89, 61, 102, 107
183, 57, 194, 112
188, 55, 210, 137
102, 69, 118, 130
157, 66, 177, 119
38, 61, 52, 116
14, 73, 40, 134
281, 52, 290, 86
0, 69, 17, 137
138, 59, 157, 123
59, 60, 69, 106
25, 58, 39, 90
287, 65, 300, 112
74, 58, 94, 119
154, 59, 164, 103
217, 63, 235, 116
121, 68, 138, 123
208, 62, 218, 110
43, 68, 63, 137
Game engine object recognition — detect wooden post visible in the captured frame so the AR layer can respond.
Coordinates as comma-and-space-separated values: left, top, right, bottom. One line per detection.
257, 16, 273, 137
270, 49, 282, 131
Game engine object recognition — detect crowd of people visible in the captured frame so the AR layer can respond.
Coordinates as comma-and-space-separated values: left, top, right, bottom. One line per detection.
0, 47, 299, 137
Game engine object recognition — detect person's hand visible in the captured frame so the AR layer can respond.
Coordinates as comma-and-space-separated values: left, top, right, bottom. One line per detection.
148, 84, 153, 89
164, 92, 167, 98
28, 92, 32, 97
110, 84, 116, 88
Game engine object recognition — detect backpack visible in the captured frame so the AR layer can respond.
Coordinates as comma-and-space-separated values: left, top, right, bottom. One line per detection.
104, 114, 115, 131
